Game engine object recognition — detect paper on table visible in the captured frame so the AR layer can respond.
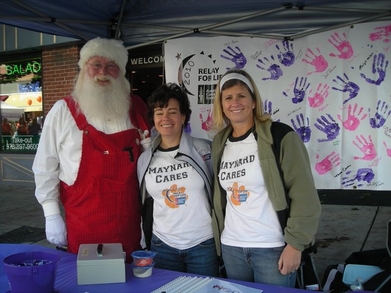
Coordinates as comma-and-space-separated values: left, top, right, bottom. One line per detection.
151, 276, 263, 293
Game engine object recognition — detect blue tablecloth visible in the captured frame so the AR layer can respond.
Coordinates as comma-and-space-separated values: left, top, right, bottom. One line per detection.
0, 244, 310, 293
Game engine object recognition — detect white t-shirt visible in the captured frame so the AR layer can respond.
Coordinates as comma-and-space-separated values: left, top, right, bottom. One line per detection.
145, 147, 213, 250
218, 132, 284, 248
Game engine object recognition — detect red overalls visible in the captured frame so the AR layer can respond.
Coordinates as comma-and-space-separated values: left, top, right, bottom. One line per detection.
61, 95, 149, 263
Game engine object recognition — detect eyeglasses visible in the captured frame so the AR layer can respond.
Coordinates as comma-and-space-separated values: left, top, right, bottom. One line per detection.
87, 62, 119, 72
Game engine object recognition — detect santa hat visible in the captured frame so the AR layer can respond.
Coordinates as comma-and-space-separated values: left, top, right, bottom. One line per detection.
78, 37, 128, 75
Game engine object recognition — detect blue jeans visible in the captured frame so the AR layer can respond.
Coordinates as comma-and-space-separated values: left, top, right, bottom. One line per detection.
151, 234, 219, 277
222, 244, 296, 287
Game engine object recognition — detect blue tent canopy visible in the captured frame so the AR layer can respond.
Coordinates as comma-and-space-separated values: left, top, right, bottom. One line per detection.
0, 0, 390, 49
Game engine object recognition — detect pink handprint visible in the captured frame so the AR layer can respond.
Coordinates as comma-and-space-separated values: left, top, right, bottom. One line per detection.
302, 47, 328, 75
337, 103, 367, 131
199, 109, 213, 131
308, 83, 329, 108
328, 32, 354, 60
315, 152, 341, 175
353, 135, 377, 160
369, 24, 391, 43
383, 141, 391, 157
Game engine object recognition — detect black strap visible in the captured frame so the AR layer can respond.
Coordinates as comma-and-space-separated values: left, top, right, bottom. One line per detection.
270, 122, 294, 230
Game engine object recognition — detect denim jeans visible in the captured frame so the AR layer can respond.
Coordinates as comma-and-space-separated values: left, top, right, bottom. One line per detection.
151, 234, 219, 277
222, 244, 296, 287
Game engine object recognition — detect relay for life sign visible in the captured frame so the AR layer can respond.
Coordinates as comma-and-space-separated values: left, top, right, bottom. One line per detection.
164, 20, 391, 190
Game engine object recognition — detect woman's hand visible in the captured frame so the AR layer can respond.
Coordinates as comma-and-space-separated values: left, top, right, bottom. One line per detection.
278, 244, 302, 275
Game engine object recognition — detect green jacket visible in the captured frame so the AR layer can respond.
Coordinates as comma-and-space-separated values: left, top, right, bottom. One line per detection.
211, 119, 321, 256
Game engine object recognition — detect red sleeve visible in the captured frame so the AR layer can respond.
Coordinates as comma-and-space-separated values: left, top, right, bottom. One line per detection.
129, 94, 151, 133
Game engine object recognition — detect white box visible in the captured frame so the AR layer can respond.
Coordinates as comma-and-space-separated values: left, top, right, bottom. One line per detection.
77, 243, 126, 285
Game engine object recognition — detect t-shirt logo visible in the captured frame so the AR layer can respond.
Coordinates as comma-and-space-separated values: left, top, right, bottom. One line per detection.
162, 184, 188, 209
227, 182, 250, 206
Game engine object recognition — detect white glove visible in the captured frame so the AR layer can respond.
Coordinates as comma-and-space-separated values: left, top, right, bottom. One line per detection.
45, 214, 67, 247
139, 130, 152, 151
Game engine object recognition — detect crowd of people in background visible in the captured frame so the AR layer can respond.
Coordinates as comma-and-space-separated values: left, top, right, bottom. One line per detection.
1, 116, 42, 137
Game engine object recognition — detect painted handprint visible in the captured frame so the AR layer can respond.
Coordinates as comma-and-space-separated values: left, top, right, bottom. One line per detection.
353, 135, 377, 160
283, 77, 310, 104
314, 114, 340, 142
383, 141, 391, 157
368, 100, 391, 128
369, 24, 391, 43
308, 83, 329, 108
276, 40, 295, 66
263, 99, 273, 115
342, 168, 375, 187
360, 53, 389, 85
199, 109, 213, 131
221, 46, 247, 70
291, 113, 311, 143
314, 152, 341, 175
256, 55, 283, 80
328, 32, 354, 59
301, 47, 328, 75
332, 73, 360, 104
337, 103, 367, 131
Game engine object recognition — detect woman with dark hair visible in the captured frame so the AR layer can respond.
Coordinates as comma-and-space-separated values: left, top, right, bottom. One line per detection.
137, 83, 219, 276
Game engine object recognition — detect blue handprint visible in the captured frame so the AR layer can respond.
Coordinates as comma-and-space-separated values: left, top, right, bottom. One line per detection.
368, 100, 391, 128
342, 168, 375, 187
283, 77, 310, 104
332, 73, 360, 104
220, 46, 247, 70
276, 40, 295, 67
256, 55, 283, 80
291, 113, 311, 143
360, 53, 389, 85
314, 114, 340, 142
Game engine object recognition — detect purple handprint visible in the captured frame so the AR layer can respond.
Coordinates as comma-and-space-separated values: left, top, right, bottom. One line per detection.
291, 113, 311, 143
360, 53, 389, 86
369, 24, 391, 43
337, 103, 367, 131
308, 83, 329, 108
383, 141, 391, 157
263, 99, 273, 115
353, 135, 377, 161
302, 47, 328, 75
332, 73, 360, 104
368, 100, 391, 128
342, 168, 375, 187
328, 32, 354, 59
315, 152, 341, 175
315, 114, 340, 142
276, 40, 295, 67
257, 55, 283, 80
283, 77, 310, 104
221, 46, 247, 70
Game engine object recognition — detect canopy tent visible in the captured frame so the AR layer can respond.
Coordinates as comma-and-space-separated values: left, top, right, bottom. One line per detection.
0, 101, 24, 121
0, 0, 390, 50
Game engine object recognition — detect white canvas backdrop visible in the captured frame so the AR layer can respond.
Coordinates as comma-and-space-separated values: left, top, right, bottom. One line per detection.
164, 20, 391, 190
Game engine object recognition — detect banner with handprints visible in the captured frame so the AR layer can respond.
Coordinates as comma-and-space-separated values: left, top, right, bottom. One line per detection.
164, 20, 391, 190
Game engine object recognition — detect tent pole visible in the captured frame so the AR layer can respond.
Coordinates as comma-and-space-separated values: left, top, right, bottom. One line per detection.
113, 0, 127, 39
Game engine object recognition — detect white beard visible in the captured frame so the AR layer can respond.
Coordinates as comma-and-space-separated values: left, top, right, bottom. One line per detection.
72, 71, 131, 122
